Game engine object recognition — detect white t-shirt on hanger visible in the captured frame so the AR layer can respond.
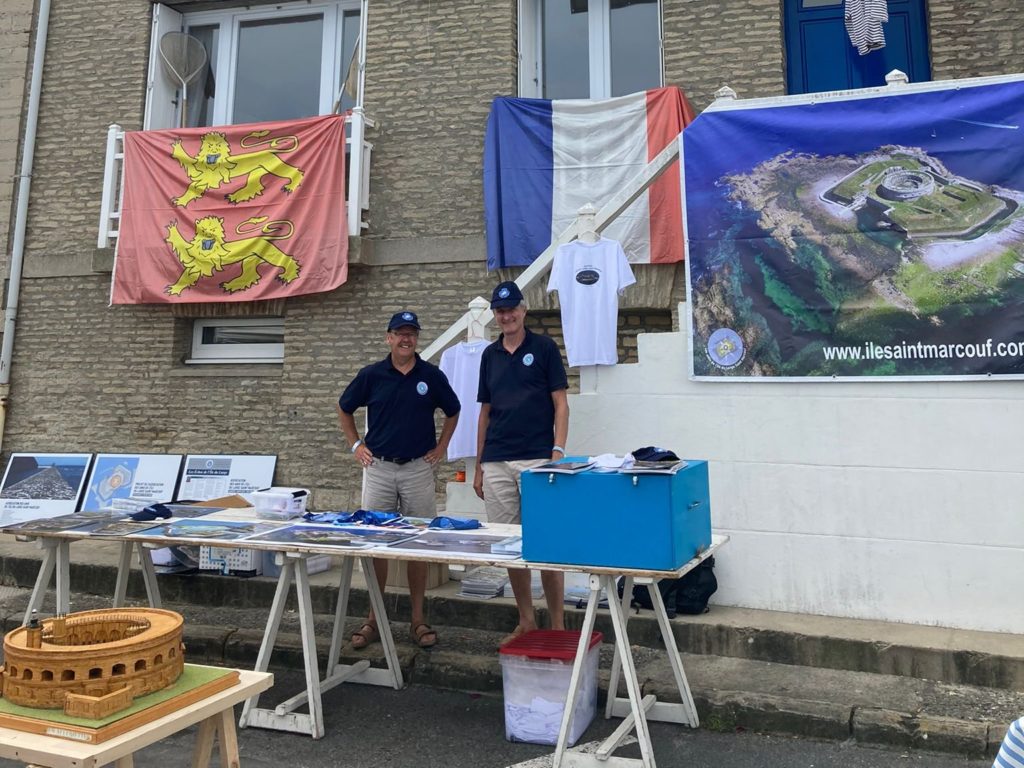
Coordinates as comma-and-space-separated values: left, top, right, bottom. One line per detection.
547, 238, 636, 367
439, 339, 487, 460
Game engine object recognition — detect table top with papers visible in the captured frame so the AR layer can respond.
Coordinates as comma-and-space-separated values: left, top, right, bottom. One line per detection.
2, 507, 726, 579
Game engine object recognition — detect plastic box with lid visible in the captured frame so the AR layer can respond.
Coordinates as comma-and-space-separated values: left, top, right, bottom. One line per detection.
499, 630, 602, 746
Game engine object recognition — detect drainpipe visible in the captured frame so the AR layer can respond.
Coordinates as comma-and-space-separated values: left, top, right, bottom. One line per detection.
0, 0, 51, 453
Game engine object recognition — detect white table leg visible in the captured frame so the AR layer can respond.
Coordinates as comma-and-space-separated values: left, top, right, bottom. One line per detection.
239, 555, 293, 730
24, 538, 58, 624
54, 539, 70, 614
325, 556, 355, 679
552, 574, 601, 768
292, 554, 325, 738
137, 542, 162, 608
647, 581, 699, 726
605, 574, 634, 719
357, 555, 403, 689
603, 573, 656, 768
112, 540, 133, 607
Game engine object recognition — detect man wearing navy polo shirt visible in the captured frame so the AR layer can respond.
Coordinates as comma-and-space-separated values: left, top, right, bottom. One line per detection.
338, 310, 460, 650
473, 281, 569, 645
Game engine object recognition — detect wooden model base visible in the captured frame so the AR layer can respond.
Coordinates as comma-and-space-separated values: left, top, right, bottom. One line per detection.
0, 665, 239, 744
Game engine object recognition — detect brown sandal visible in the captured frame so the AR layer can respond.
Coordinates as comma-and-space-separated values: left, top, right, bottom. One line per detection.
410, 622, 437, 649
351, 622, 379, 650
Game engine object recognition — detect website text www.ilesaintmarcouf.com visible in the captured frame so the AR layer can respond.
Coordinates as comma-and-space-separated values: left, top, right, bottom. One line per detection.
821, 338, 1024, 362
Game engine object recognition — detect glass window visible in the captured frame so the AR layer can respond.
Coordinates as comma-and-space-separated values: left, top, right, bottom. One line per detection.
541, 1, 590, 99
609, 0, 660, 97
233, 15, 324, 124
189, 318, 285, 364
167, 1, 360, 129
522, 0, 662, 99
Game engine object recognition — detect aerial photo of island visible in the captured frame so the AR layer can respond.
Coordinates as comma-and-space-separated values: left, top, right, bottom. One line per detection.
684, 79, 1024, 379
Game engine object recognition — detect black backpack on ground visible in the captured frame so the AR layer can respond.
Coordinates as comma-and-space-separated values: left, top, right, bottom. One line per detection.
616, 557, 718, 618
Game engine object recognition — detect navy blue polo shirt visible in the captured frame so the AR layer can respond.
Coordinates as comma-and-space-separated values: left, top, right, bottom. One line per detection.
339, 355, 460, 459
477, 329, 568, 462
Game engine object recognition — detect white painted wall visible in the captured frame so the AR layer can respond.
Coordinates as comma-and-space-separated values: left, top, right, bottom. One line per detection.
567, 319, 1024, 634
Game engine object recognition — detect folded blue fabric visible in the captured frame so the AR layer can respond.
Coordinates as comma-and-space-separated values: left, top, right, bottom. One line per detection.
428, 516, 481, 530
130, 503, 173, 522
308, 509, 402, 526
303, 511, 343, 523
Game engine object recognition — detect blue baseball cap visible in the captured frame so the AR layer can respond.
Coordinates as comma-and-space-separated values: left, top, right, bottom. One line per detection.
387, 311, 420, 331
490, 281, 524, 309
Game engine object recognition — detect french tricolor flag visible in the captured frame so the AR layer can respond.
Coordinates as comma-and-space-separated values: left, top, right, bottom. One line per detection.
484, 86, 695, 270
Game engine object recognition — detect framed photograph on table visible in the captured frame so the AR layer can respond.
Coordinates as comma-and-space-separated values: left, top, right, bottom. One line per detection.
81, 453, 184, 511
0, 452, 93, 525
178, 454, 277, 501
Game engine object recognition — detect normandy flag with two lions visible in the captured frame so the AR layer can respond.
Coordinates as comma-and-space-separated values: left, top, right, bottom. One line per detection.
111, 113, 347, 304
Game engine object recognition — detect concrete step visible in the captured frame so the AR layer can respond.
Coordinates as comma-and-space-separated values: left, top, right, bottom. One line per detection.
0, 586, 1018, 760
2, 541, 1020, 692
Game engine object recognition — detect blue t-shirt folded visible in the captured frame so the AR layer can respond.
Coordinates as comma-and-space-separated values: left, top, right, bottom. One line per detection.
428, 516, 481, 530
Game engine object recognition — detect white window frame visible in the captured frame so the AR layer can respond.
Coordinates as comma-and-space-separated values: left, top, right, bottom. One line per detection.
188, 318, 285, 365
145, 0, 361, 130
518, 0, 664, 100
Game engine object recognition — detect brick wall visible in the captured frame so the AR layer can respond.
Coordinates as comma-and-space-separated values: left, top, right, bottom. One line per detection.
21, 0, 150, 260
663, 0, 785, 111
0, 0, 35, 269
928, 1, 1024, 80
5, 0, 1024, 512
363, 0, 516, 240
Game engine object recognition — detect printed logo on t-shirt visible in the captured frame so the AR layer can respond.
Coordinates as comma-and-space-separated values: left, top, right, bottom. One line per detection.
575, 265, 601, 285
522, 353, 535, 366
416, 381, 429, 395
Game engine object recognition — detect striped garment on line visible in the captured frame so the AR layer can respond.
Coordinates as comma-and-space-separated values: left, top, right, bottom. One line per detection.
844, 0, 888, 56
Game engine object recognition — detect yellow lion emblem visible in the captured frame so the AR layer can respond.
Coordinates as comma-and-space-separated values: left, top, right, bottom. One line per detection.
170, 130, 305, 208
165, 215, 300, 296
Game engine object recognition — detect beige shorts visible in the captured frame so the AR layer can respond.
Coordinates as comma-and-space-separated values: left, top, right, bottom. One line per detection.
362, 458, 437, 517
480, 459, 548, 524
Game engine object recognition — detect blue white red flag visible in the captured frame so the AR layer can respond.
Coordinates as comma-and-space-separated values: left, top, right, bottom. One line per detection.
484, 86, 694, 270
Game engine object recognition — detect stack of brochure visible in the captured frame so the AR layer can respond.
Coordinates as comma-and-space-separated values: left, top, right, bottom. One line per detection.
458, 566, 509, 599
528, 460, 594, 474
490, 535, 522, 556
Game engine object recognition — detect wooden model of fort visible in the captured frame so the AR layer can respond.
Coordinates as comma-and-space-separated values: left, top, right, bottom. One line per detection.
1, 608, 185, 719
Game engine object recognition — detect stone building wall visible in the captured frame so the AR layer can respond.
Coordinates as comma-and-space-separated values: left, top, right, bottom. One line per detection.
0, 0, 36, 272
3, 1, 1024, 508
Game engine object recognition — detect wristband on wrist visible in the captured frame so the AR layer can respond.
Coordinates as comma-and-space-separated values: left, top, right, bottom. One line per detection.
351, 439, 363, 453
552, 445, 565, 454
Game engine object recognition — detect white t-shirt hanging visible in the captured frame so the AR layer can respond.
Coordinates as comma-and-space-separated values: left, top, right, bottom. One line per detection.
547, 238, 636, 367
439, 339, 487, 460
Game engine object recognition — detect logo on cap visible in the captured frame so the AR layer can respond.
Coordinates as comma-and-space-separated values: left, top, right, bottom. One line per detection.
498, 287, 510, 299
402, 312, 414, 321
523, 353, 535, 366
416, 381, 429, 395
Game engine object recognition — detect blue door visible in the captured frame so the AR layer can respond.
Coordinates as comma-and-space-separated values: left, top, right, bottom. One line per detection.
784, 0, 931, 94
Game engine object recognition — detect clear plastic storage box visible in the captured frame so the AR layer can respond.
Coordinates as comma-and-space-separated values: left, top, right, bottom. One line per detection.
499, 630, 602, 746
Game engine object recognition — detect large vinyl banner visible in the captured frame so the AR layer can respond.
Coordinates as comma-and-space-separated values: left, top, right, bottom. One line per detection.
684, 76, 1024, 380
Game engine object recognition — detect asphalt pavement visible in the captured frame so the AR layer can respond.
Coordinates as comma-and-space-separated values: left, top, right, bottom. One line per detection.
0, 668, 991, 768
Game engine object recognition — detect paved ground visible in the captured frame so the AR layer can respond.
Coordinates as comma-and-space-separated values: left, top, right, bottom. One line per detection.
0, 669, 991, 768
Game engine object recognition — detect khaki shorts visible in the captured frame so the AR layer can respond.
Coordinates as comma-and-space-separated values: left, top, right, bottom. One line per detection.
480, 459, 548, 524
362, 458, 437, 517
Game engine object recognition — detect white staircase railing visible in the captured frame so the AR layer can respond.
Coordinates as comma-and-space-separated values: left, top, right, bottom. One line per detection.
420, 135, 682, 363
97, 109, 374, 249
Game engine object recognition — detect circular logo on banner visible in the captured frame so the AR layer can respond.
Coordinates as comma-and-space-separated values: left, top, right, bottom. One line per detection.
706, 328, 745, 369
416, 381, 429, 395
402, 312, 414, 321
575, 268, 600, 286
523, 353, 535, 367
498, 287, 510, 299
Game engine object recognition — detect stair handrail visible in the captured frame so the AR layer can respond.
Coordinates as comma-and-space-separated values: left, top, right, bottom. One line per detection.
421, 135, 681, 362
